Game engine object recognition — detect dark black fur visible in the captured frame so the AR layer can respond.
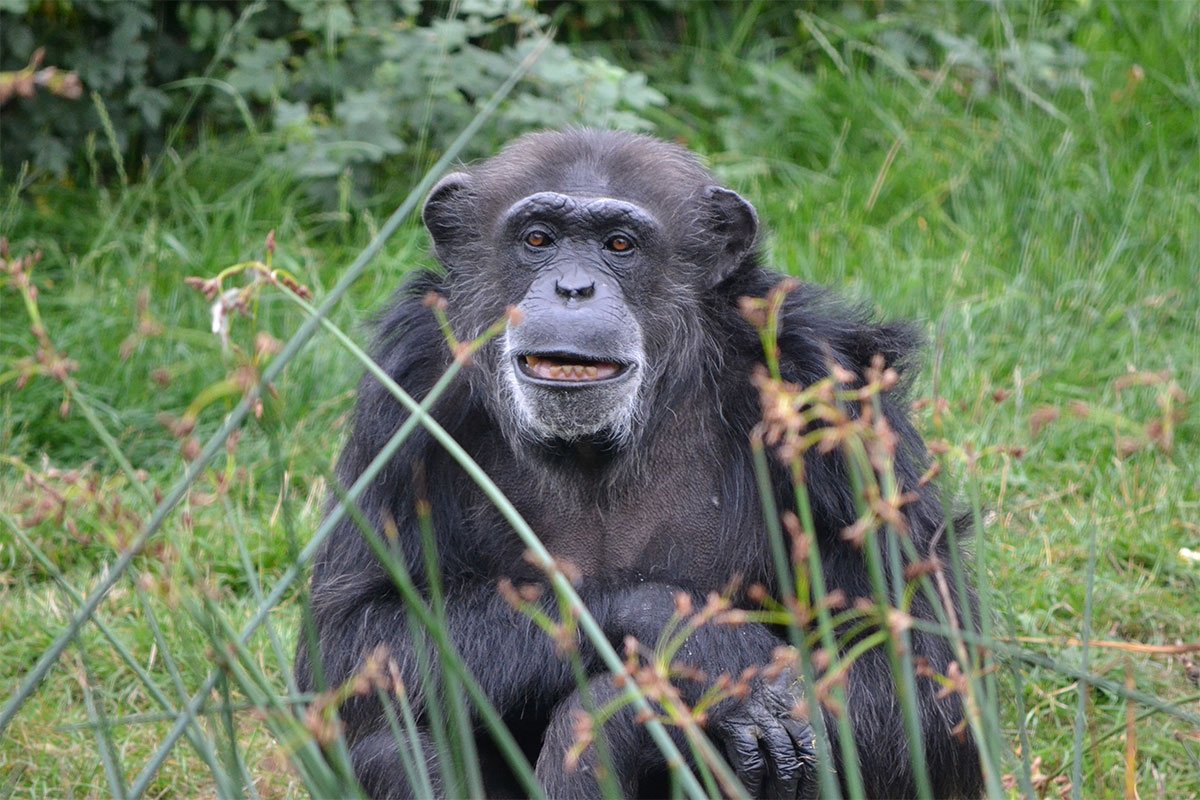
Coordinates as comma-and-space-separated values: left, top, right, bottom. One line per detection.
296, 130, 982, 798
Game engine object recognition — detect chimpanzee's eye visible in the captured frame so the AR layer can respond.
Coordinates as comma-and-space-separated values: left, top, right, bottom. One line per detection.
525, 230, 552, 248
605, 234, 634, 253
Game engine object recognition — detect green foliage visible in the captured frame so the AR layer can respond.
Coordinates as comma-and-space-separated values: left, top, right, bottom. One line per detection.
0, 0, 663, 199
256, 1, 664, 204
0, 0, 186, 174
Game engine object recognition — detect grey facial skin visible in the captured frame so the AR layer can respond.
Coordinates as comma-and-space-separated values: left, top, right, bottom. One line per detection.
497, 192, 652, 443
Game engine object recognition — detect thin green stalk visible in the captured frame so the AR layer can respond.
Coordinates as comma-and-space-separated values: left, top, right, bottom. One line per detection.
77, 650, 130, 800
396, 685, 439, 798
840, 438, 931, 800
842, 439, 932, 799
566, 653, 623, 800
789, 465, 867, 799
892, 528, 1005, 798
0, 36, 549, 739
417, 508, 483, 798
911, 482, 1004, 796
964, 476, 1007, 797
861, 529, 933, 799
750, 440, 843, 799
1007, 664, 1039, 799
330, 481, 543, 799
905, 619, 1200, 728
882, 529, 934, 795
375, 685, 436, 798
215, 670, 257, 800
413, 629, 460, 796
1071, 506, 1100, 800
1, 513, 231, 793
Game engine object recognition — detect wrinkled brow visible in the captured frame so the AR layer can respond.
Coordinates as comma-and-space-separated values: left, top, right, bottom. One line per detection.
498, 191, 660, 235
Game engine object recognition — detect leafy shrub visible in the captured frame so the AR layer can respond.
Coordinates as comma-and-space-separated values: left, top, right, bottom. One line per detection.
0, 0, 663, 200
249, 0, 665, 204
0, 0, 197, 175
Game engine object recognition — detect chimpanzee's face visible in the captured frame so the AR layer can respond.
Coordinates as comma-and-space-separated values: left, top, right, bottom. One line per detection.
495, 190, 659, 442
421, 131, 758, 447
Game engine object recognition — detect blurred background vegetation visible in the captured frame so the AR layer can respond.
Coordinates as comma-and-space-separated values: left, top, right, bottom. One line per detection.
1, 0, 1198, 797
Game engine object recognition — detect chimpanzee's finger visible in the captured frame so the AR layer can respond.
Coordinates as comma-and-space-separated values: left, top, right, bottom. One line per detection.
754, 711, 802, 799
779, 716, 818, 798
723, 723, 767, 798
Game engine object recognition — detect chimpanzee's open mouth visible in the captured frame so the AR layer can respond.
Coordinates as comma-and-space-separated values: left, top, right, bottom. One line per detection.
515, 353, 629, 384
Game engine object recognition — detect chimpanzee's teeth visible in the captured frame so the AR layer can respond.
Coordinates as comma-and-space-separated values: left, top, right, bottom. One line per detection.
523, 355, 619, 382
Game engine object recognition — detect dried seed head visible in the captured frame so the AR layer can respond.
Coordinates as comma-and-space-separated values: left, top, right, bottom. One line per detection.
1113, 369, 1171, 392
904, 558, 941, 581
278, 273, 312, 299
887, 608, 914, 638
830, 363, 856, 385
255, 331, 282, 358
180, 437, 201, 462
673, 591, 693, 618
928, 438, 951, 455
1029, 405, 1059, 436
717, 609, 749, 626
497, 578, 521, 609
184, 276, 221, 301
737, 295, 769, 329
822, 589, 847, 610
1115, 436, 1144, 458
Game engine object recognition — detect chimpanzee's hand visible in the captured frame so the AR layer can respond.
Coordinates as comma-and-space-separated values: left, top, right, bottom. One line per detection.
599, 583, 818, 797
709, 667, 817, 799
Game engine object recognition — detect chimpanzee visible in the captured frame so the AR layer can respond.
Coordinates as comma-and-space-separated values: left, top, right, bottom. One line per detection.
295, 129, 983, 798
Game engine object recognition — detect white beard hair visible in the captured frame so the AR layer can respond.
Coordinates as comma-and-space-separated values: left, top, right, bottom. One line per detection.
498, 330, 644, 445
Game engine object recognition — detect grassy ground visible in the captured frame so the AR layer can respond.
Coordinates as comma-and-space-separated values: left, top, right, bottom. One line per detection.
2, 3, 1198, 797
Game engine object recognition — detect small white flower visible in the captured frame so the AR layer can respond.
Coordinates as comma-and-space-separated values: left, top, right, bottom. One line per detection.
211, 288, 241, 350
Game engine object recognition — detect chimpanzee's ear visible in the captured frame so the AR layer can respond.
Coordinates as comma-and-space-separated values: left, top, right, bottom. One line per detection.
703, 186, 759, 285
422, 171, 474, 264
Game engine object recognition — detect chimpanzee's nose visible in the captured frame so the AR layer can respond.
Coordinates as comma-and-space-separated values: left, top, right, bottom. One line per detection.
555, 274, 595, 301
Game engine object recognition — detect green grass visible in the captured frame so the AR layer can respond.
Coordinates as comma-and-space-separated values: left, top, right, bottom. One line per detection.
2, 2, 1199, 797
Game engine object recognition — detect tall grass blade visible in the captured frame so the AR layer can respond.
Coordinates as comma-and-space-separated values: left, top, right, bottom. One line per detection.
1071, 509, 1100, 800
0, 32, 551, 741
78, 650, 130, 800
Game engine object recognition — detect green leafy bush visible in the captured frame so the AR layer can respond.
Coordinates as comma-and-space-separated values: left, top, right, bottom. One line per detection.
0, 0, 663, 200
250, 0, 665, 203
0, 0, 196, 175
